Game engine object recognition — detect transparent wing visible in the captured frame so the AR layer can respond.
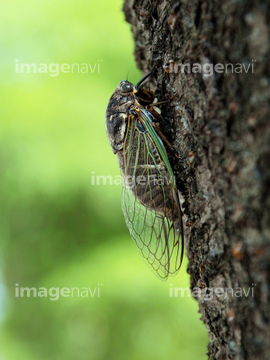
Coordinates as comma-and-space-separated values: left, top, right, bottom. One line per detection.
120, 112, 184, 280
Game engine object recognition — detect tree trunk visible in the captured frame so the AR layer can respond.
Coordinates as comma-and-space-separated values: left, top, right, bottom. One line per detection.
123, 0, 270, 359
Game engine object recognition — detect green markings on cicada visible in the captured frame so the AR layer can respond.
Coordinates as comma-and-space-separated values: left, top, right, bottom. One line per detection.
105, 73, 184, 280
136, 108, 175, 186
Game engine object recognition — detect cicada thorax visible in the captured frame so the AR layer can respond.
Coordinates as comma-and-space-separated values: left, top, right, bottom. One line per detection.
118, 113, 177, 223
105, 81, 155, 153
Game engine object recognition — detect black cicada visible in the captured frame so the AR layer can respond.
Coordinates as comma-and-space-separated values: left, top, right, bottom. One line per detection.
105, 71, 184, 280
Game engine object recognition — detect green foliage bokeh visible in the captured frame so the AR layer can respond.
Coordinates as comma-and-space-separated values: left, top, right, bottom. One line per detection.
0, 0, 208, 359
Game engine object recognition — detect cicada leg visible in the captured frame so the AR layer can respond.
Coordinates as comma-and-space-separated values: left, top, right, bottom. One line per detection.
150, 122, 179, 159
148, 99, 170, 107
135, 64, 158, 89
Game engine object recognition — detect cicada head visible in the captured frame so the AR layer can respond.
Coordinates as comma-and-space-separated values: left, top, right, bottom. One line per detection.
106, 80, 136, 116
105, 80, 136, 153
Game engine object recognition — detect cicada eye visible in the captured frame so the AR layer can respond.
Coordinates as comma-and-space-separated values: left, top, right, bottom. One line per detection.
120, 82, 133, 93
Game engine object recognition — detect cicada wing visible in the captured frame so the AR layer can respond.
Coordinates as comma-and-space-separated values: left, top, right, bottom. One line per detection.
122, 185, 183, 280
120, 113, 184, 280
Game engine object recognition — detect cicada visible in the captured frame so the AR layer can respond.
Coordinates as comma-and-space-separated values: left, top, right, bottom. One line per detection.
105, 72, 184, 280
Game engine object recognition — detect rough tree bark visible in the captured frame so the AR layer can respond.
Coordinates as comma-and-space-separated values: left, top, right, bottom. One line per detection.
123, 1, 270, 359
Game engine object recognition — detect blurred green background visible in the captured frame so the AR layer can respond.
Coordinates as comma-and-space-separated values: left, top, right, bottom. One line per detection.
0, 0, 208, 359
